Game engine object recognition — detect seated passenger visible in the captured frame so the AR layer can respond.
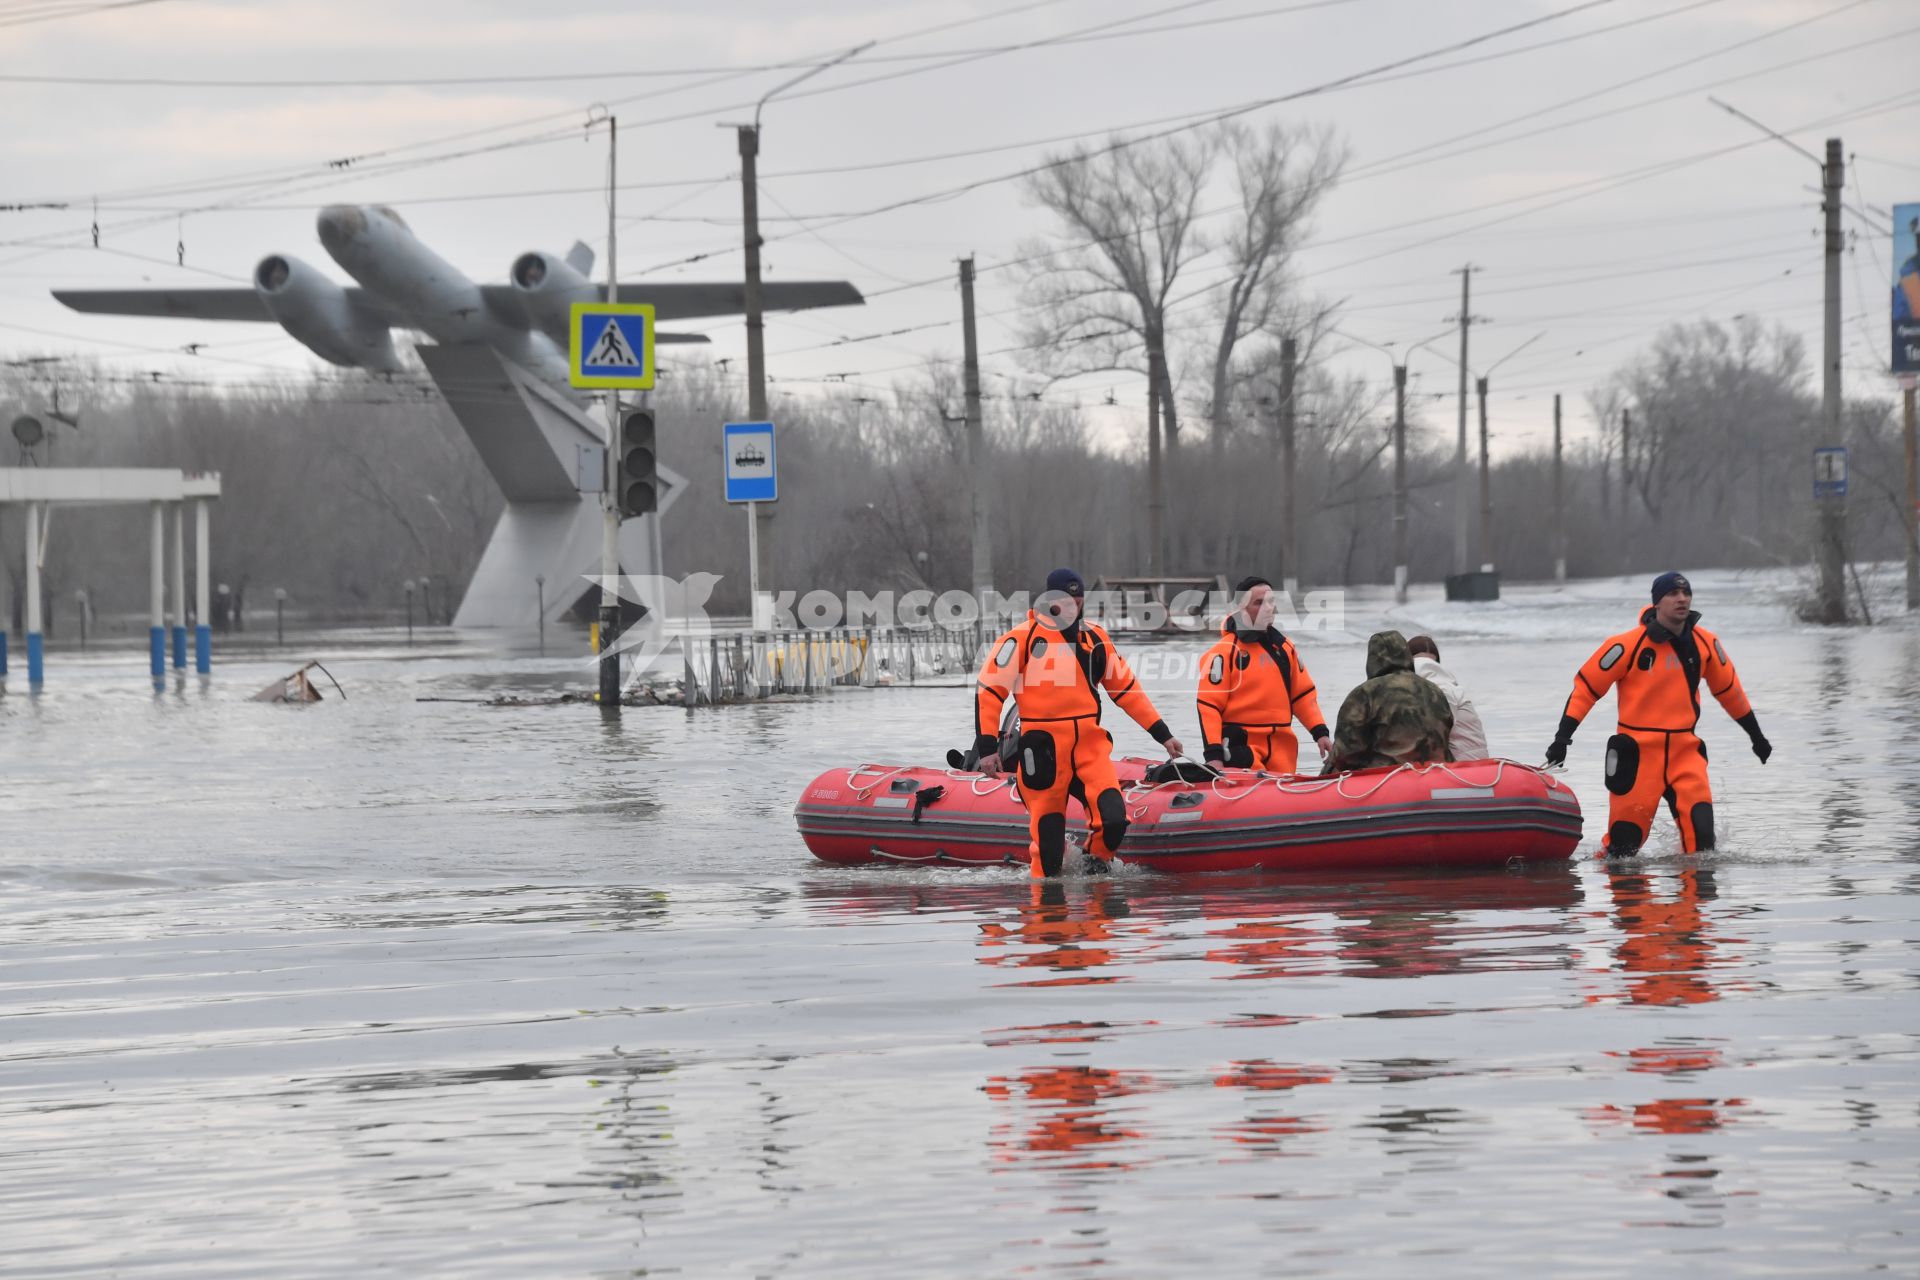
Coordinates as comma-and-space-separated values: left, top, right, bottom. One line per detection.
1323, 630, 1455, 773
1407, 634, 1488, 761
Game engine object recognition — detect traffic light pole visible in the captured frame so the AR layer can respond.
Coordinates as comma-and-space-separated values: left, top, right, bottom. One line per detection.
599, 115, 622, 710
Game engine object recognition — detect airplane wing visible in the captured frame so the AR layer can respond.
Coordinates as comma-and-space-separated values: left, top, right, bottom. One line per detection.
619, 281, 865, 320
58, 280, 861, 324
53, 287, 399, 322
54, 288, 272, 321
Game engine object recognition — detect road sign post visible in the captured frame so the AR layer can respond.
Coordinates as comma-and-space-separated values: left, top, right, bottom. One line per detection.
724, 422, 777, 626
570, 298, 657, 708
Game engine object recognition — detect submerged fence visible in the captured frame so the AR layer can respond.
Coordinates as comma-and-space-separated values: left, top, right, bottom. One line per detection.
675, 621, 1003, 706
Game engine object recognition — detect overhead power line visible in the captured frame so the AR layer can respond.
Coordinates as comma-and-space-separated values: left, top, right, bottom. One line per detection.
0, 0, 173, 30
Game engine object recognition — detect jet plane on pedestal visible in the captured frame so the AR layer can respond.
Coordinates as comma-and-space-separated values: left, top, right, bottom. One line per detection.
54, 205, 864, 628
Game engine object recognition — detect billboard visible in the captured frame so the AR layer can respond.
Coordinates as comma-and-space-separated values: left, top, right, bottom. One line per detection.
1896, 202, 1920, 376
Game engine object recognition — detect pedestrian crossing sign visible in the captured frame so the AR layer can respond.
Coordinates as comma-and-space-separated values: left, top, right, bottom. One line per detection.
569, 302, 656, 389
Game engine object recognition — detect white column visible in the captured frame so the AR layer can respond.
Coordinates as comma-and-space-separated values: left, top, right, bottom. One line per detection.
169, 502, 186, 668
149, 500, 165, 678
25, 500, 44, 685
195, 499, 211, 673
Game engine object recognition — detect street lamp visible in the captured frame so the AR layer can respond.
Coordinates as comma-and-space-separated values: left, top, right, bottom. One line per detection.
1335, 328, 1452, 603
1473, 332, 1546, 575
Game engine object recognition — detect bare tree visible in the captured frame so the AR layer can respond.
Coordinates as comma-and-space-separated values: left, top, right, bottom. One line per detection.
1015, 131, 1218, 451
1199, 121, 1347, 453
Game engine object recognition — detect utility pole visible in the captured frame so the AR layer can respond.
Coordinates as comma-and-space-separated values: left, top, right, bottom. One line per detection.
1904, 376, 1918, 611
1469, 331, 1539, 577
1476, 375, 1491, 571
737, 122, 771, 613
1392, 362, 1409, 603
1553, 392, 1567, 585
1600, 419, 1613, 525
959, 257, 992, 597
1621, 406, 1632, 513
1816, 136, 1848, 623
1147, 348, 1166, 576
1450, 265, 1481, 575
730, 45, 867, 624
598, 114, 622, 711
1279, 336, 1299, 599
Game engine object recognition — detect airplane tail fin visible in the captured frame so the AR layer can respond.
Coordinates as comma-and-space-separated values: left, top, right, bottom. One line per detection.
565, 241, 595, 277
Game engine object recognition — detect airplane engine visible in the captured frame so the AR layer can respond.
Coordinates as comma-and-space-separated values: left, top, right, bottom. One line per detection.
253, 253, 403, 372
509, 250, 597, 343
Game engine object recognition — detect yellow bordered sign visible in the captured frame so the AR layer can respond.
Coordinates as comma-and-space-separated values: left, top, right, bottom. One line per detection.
569, 302, 656, 390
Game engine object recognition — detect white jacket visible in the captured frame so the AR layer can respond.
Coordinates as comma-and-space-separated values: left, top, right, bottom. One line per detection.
1414, 654, 1489, 761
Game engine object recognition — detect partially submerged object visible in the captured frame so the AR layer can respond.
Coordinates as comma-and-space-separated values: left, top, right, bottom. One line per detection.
253, 660, 344, 705
796, 757, 1583, 873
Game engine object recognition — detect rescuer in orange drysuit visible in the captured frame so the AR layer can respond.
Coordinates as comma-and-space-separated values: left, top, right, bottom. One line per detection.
1195, 576, 1331, 774
975, 568, 1184, 878
1544, 572, 1771, 856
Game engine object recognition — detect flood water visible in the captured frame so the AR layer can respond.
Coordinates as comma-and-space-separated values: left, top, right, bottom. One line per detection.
4, 573, 1917, 1277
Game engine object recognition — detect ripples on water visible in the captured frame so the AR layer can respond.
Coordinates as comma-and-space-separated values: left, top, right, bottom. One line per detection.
2, 580, 1917, 1276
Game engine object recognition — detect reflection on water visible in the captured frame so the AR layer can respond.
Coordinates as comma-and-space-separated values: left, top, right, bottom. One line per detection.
5, 606, 1919, 1277
1214, 1061, 1334, 1156
977, 882, 1144, 986
1595, 867, 1738, 1007
984, 1065, 1160, 1171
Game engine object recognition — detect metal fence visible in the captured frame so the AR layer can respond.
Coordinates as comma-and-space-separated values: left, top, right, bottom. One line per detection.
676, 621, 1005, 705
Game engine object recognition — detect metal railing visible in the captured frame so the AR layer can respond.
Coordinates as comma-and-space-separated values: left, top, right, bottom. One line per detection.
675, 620, 1003, 705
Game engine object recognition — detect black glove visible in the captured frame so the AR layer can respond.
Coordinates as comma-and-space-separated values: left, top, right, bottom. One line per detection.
1737, 712, 1771, 764
1203, 743, 1226, 765
1544, 714, 1578, 767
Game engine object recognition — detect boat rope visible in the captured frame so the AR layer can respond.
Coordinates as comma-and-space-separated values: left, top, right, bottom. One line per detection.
868, 846, 1019, 865
1121, 755, 1558, 816
845, 763, 909, 800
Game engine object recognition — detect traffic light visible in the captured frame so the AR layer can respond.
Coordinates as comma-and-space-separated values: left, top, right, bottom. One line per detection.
617, 407, 657, 517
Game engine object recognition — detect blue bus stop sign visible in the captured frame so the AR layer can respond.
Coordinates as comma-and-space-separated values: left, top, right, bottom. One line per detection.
724, 422, 777, 503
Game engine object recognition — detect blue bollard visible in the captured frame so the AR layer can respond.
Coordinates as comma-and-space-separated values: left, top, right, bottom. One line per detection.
27, 632, 43, 686
171, 625, 186, 670
195, 624, 211, 675
149, 626, 165, 679
0, 630, 8, 676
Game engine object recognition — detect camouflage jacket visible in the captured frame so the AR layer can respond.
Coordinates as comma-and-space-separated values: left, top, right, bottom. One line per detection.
1323, 630, 1455, 773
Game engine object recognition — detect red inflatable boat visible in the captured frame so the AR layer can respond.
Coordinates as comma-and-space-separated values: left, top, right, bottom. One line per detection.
795, 758, 1583, 873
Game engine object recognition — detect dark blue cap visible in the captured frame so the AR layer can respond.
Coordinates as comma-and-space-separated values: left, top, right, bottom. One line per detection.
1045, 568, 1084, 596
1651, 571, 1691, 602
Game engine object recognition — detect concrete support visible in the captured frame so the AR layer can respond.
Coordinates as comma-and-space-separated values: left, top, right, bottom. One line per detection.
195, 499, 211, 673
149, 501, 165, 681
169, 501, 186, 669
25, 500, 44, 686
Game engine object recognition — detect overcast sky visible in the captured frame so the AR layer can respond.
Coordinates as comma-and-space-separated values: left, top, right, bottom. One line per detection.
1, 0, 1914, 455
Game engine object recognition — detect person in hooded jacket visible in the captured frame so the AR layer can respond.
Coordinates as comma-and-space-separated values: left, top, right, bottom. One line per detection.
1407, 634, 1488, 761
1544, 571, 1770, 857
974, 568, 1183, 879
1322, 630, 1455, 774
1195, 576, 1331, 773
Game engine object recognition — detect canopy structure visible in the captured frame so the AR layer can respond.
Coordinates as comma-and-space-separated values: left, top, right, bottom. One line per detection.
0, 468, 222, 686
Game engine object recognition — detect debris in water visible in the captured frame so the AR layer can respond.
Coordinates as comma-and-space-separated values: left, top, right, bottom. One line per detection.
253, 661, 345, 704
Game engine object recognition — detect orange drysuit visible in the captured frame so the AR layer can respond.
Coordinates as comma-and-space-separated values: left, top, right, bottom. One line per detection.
1195, 620, 1328, 773
976, 612, 1174, 877
1550, 608, 1765, 855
